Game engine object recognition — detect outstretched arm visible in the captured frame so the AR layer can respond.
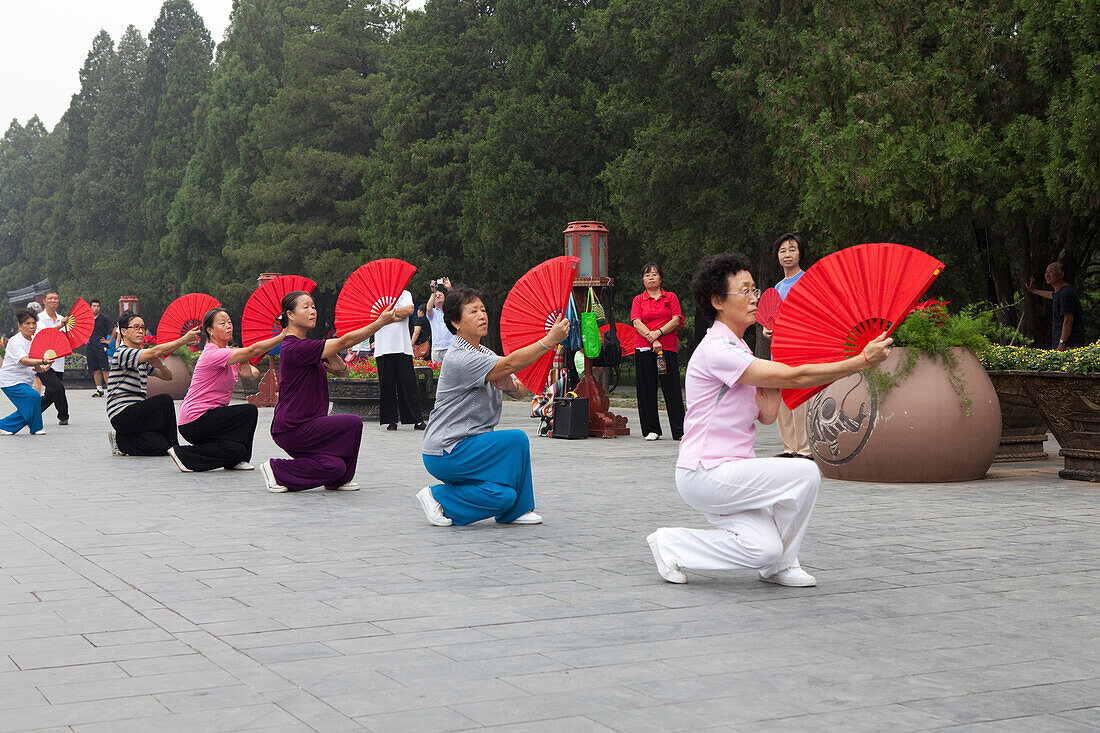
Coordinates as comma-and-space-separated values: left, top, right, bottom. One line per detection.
321, 309, 396, 360
740, 333, 892, 390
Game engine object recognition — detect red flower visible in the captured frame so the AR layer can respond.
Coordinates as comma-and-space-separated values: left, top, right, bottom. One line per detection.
910, 299, 950, 325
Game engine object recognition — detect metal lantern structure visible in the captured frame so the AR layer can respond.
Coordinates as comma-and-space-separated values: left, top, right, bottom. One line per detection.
118, 296, 139, 316
562, 220, 629, 438
563, 221, 609, 283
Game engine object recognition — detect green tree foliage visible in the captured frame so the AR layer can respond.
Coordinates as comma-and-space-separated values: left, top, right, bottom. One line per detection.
730, 0, 1099, 344
0, 119, 47, 284
162, 0, 298, 313
590, 0, 791, 298
362, 0, 500, 292
245, 0, 400, 288
69, 26, 149, 301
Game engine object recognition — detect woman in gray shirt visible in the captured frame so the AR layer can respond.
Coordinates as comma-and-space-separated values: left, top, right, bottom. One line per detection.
417, 286, 571, 527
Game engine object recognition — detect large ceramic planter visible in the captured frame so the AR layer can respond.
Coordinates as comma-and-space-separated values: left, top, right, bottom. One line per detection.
146, 354, 193, 400
328, 367, 437, 421
987, 371, 1050, 462
806, 348, 1001, 482
1016, 372, 1100, 482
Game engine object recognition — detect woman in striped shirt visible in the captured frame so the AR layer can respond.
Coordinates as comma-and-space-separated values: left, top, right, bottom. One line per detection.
106, 312, 200, 461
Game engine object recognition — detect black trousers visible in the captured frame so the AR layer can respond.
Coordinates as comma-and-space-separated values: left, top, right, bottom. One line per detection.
634, 349, 685, 439
376, 352, 422, 425
39, 370, 68, 421
110, 393, 197, 460
178, 403, 259, 471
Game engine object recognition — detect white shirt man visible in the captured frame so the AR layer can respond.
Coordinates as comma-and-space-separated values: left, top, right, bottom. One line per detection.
373, 290, 425, 430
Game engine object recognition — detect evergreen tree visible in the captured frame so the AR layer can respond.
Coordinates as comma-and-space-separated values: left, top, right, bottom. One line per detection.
362, 0, 499, 292
70, 26, 149, 300
245, 0, 401, 287
163, 0, 298, 311
0, 119, 47, 291
140, 26, 214, 302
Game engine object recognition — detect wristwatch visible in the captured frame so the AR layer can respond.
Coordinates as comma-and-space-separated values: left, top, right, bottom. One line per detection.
1059, 339, 1066, 346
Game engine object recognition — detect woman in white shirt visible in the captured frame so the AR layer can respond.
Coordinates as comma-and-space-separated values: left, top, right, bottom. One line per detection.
0, 309, 55, 435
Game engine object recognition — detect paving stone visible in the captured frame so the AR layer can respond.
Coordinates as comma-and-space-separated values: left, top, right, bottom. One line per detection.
0, 397, 1097, 729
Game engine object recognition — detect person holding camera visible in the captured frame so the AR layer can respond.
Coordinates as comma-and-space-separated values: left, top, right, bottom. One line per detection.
425, 277, 453, 362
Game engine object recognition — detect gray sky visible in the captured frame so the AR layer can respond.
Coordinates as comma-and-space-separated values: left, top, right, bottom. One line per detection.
1, 0, 425, 133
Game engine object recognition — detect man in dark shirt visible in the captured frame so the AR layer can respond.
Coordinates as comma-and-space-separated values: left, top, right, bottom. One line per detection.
1027, 262, 1086, 350
87, 299, 114, 396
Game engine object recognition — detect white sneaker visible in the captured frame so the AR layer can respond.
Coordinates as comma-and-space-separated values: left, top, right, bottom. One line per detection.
261, 461, 288, 493
415, 486, 451, 526
107, 430, 124, 456
167, 447, 194, 473
0, 429, 13, 436
511, 511, 543, 525
644, 432, 660, 441
327, 482, 359, 491
759, 565, 817, 587
646, 531, 687, 584
228, 462, 255, 471
31, 429, 46, 435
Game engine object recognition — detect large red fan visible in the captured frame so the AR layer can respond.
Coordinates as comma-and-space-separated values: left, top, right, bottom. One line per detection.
599, 322, 636, 357
63, 298, 94, 350
334, 258, 417, 337
770, 242, 945, 409
756, 287, 783, 331
157, 293, 221, 348
242, 275, 317, 364
500, 256, 579, 393
30, 328, 72, 361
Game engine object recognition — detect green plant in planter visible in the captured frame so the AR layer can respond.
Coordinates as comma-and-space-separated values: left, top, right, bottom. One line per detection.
174, 345, 202, 369
865, 300, 1024, 415
976, 341, 1100, 373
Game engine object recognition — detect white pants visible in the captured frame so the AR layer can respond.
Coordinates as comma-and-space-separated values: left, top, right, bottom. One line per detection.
777, 401, 811, 456
650, 458, 820, 576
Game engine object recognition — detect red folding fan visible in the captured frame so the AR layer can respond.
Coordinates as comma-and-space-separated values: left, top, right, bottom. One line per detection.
242, 275, 317, 364
500, 256, 579, 393
157, 293, 221, 349
756, 287, 783, 331
63, 298, 94, 350
599, 322, 636, 357
30, 328, 73, 361
770, 242, 945, 409
334, 258, 417, 336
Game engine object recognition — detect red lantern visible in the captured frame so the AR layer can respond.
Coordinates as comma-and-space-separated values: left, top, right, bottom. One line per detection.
563, 221, 608, 280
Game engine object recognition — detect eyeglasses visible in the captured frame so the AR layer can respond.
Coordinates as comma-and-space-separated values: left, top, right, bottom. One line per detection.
124, 325, 147, 331
724, 289, 761, 299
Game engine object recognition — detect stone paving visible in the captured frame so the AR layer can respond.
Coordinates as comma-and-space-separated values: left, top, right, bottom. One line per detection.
1, 392, 1098, 732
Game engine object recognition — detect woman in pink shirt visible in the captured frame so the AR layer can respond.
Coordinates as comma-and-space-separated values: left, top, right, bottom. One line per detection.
172, 308, 285, 473
629, 263, 685, 441
646, 253, 892, 587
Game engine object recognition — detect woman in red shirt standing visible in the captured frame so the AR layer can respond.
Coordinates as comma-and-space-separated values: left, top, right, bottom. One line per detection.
630, 263, 686, 441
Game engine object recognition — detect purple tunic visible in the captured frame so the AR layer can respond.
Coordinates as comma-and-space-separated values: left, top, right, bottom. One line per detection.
272, 336, 328, 433
268, 335, 363, 491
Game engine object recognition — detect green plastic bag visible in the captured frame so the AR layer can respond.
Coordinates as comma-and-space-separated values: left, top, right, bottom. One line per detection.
581, 289, 602, 359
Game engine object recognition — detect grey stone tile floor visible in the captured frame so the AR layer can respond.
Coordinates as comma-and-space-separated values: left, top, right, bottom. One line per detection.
1, 392, 1098, 731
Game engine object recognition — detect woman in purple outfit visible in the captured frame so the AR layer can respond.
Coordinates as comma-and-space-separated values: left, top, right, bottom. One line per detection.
261, 291, 396, 493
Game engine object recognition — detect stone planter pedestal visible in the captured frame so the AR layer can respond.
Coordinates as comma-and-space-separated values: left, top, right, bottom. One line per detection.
328, 367, 437, 421
1016, 372, 1100, 482
987, 371, 1050, 462
806, 348, 1001, 482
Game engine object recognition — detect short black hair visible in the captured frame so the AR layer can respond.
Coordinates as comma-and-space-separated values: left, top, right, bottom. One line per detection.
691, 252, 753, 323
118, 312, 143, 330
90, 299, 101, 306
772, 232, 803, 255
15, 308, 36, 325
442, 285, 483, 334
45, 289, 59, 297
641, 262, 663, 279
